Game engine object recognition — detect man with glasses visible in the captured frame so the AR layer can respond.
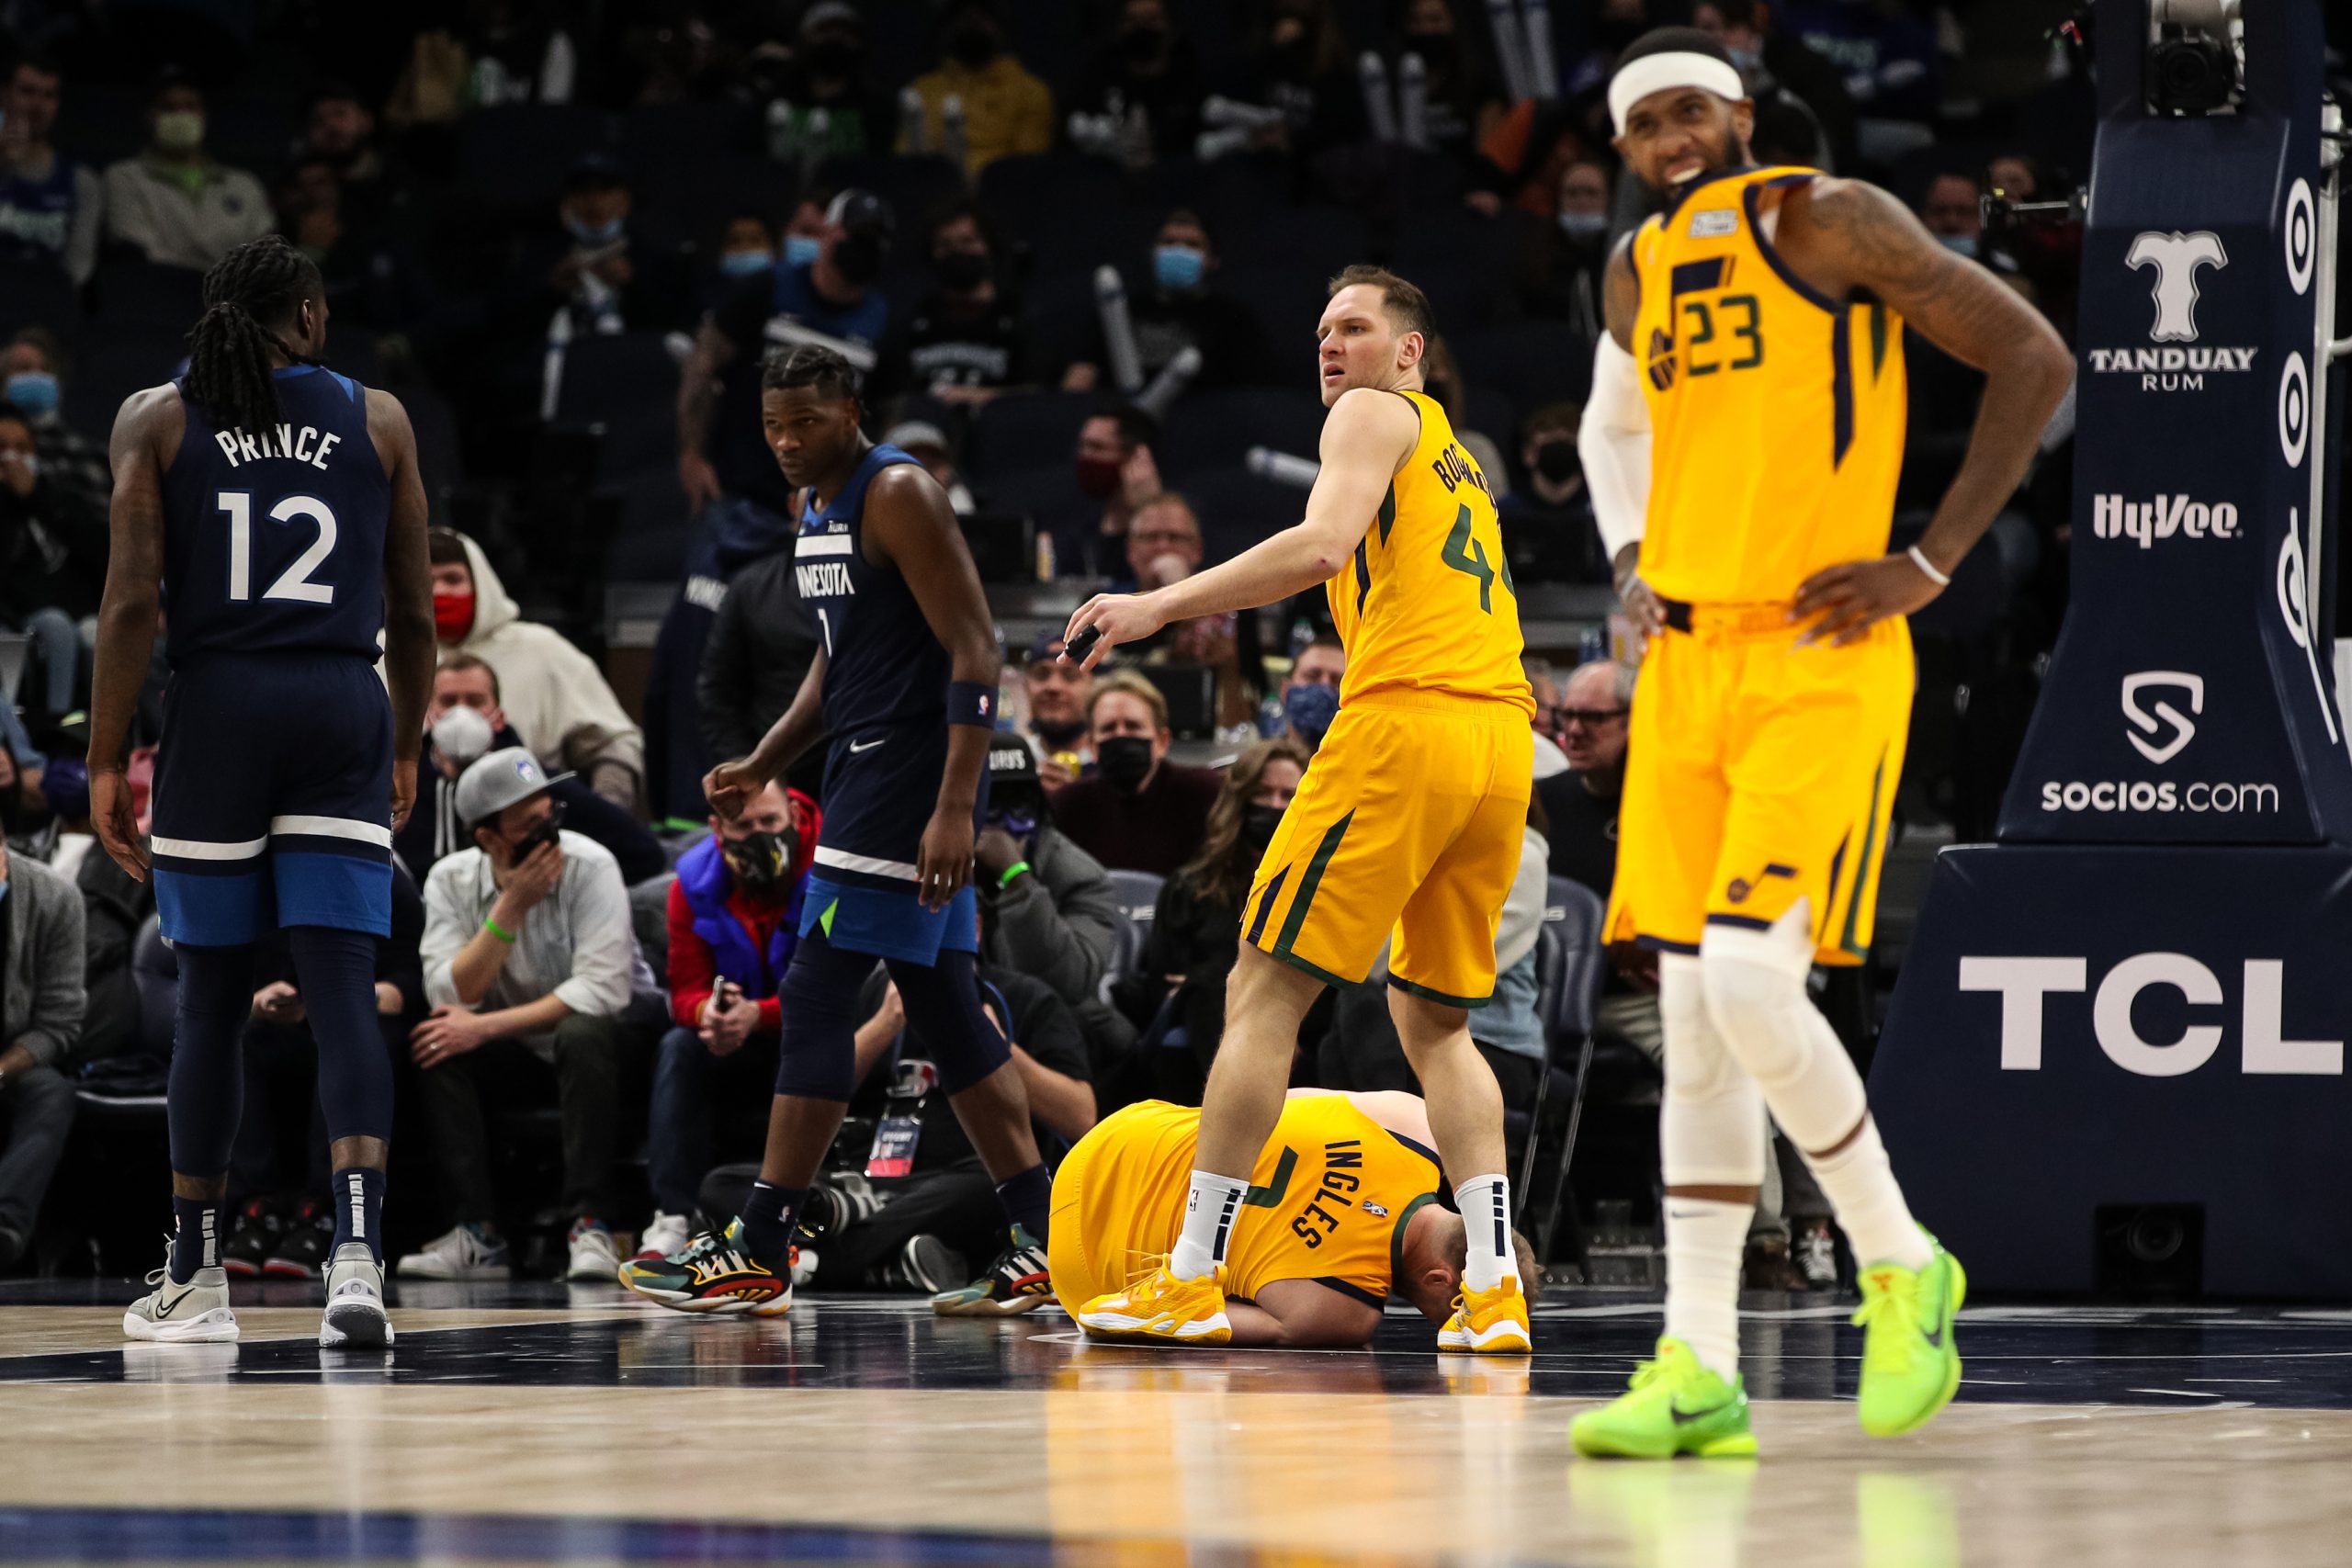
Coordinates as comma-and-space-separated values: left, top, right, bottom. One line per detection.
1534, 660, 1634, 902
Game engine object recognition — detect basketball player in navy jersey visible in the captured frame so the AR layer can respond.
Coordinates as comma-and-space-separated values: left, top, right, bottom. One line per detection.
88, 235, 435, 1348
620, 344, 1057, 1316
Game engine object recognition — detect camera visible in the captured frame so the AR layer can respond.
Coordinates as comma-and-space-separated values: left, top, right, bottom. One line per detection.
2148, 27, 2237, 116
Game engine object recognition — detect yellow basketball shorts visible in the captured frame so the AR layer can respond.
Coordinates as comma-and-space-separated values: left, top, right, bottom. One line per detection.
1243, 694, 1533, 1007
1607, 609, 1912, 965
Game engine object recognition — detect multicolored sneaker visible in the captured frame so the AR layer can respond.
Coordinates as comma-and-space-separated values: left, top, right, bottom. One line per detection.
932, 1225, 1054, 1316
1854, 1236, 1965, 1438
1438, 1275, 1532, 1353
1570, 1338, 1758, 1460
616, 1220, 790, 1316
1076, 1264, 1230, 1344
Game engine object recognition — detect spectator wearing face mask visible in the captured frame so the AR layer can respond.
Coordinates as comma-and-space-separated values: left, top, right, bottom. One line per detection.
1277, 635, 1343, 751
1498, 402, 1607, 586
1061, 209, 1272, 393
102, 70, 273, 272
1049, 672, 1223, 876
677, 188, 895, 522
1693, 0, 1849, 170
1116, 739, 1309, 1077
0, 401, 103, 723
1054, 405, 1161, 580
502, 155, 692, 400
639, 780, 819, 1261
973, 737, 1132, 1068
401, 656, 664, 886
1517, 160, 1613, 338
877, 201, 1027, 414
904, 1, 1054, 176
1, 331, 107, 520
0, 54, 102, 287
707, 213, 775, 310
1020, 635, 1094, 787
429, 529, 649, 815
1222, 0, 1364, 166
1068, 0, 1205, 168
758, 2, 899, 164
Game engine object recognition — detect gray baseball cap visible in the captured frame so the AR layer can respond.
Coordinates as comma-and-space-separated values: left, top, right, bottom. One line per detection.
454, 747, 573, 830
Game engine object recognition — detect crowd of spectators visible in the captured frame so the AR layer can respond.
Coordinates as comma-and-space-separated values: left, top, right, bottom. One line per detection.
3, 0, 2316, 1289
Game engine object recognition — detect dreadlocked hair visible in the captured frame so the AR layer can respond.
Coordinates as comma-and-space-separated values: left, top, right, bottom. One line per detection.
183, 234, 324, 437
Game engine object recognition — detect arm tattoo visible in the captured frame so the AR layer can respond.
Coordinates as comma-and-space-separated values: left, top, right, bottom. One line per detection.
1798, 180, 2043, 373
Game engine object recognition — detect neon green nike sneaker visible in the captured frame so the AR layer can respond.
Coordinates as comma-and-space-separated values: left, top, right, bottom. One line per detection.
1853, 1235, 1966, 1438
1570, 1338, 1758, 1459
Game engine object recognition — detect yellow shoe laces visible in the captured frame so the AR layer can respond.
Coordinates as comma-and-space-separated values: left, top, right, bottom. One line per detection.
1852, 1267, 1922, 1373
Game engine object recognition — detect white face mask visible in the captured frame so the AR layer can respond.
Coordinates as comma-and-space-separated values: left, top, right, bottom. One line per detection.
431, 704, 494, 767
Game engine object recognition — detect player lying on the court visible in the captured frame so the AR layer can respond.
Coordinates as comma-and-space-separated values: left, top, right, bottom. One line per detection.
1053, 1090, 1538, 1349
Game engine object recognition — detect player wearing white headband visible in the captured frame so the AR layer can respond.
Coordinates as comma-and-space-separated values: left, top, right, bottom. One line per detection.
1570, 28, 2074, 1460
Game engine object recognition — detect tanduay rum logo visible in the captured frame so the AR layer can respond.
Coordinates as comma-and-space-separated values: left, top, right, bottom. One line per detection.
2087, 231, 2257, 390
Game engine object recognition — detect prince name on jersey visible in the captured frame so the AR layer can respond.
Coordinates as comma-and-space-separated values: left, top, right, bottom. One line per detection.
205, 419, 346, 471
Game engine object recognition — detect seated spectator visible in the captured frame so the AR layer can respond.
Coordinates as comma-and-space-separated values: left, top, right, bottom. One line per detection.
1117, 739, 1308, 1077
1390, 0, 1506, 169
1220, 0, 1363, 166
0, 54, 101, 286
405, 750, 662, 1283
1469, 100, 1598, 219
1919, 170, 1984, 259
0, 720, 40, 835
0, 835, 83, 1268
695, 537, 826, 800
1020, 634, 1093, 786
1123, 493, 1258, 728
1694, 0, 1849, 168
1050, 672, 1223, 875
975, 737, 1131, 1066
401, 656, 663, 886
1061, 209, 1272, 394
1780, 0, 1941, 151
102, 70, 273, 272
903, 1, 1054, 176
643, 781, 818, 1258
4, 330, 112, 519
1520, 656, 1572, 779
430, 528, 647, 812
758, 2, 899, 163
0, 400, 104, 723
298, 80, 410, 232
220, 863, 424, 1279
21, 759, 151, 1064
709, 212, 776, 309
679, 188, 895, 522
1053, 404, 1161, 580
1498, 402, 1607, 586
878, 201, 1027, 413
1067, 0, 1205, 169
780, 195, 829, 271
1278, 635, 1344, 751
1516, 159, 1611, 337
883, 422, 975, 514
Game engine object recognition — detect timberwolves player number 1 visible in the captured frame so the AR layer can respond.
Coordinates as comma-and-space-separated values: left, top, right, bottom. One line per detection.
88, 236, 436, 1350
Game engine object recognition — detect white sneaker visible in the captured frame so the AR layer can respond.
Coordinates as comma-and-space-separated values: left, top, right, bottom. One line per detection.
395, 1224, 512, 1280
320, 1243, 394, 1349
566, 1219, 623, 1282
124, 1258, 239, 1344
634, 1211, 693, 1262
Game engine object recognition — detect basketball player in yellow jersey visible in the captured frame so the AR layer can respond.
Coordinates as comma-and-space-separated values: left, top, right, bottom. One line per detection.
1063, 265, 1537, 1353
1053, 1090, 1538, 1348
1567, 29, 2073, 1458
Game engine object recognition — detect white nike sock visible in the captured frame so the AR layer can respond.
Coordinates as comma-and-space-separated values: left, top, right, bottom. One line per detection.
1168, 1168, 1250, 1282
1454, 1174, 1516, 1292
1804, 1117, 1932, 1270
1664, 1197, 1748, 1381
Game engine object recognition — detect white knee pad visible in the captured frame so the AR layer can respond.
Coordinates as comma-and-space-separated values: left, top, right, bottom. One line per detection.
1659, 953, 1767, 1188
1699, 911, 1866, 1153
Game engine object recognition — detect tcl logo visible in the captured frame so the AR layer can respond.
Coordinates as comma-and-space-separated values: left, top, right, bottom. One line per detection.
2091, 493, 2240, 547
1959, 954, 2341, 1077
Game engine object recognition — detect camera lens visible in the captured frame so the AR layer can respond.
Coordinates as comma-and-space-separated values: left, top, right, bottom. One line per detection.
2128, 1210, 2186, 1263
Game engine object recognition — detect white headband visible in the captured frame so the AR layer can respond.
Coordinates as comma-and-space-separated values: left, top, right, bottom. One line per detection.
1608, 51, 1747, 133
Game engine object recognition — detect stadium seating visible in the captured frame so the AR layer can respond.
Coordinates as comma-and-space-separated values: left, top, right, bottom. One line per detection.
552, 331, 683, 482
0, 259, 79, 344
967, 389, 1099, 481
1521, 876, 1610, 1261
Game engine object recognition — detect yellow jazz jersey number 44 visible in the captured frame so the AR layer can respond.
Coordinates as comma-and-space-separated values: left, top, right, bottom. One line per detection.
1327, 389, 1534, 717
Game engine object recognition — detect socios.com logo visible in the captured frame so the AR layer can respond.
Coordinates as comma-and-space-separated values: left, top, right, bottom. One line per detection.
2121, 671, 2201, 764
2037, 671, 2279, 815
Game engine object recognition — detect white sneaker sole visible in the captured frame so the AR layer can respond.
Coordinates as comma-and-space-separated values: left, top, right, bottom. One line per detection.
123, 1306, 239, 1344
1076, 1308, 1231, 1341
1438, 1319, 1532, 1353
320, 1299, 394, 1349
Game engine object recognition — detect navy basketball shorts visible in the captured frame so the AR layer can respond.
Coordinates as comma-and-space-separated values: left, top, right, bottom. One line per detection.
150, 653, 395, 945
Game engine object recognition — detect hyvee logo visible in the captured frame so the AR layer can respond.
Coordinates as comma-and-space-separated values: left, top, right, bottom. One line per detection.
2087, 230, 2257, 391
2120, 671, 2201, 764
1959, 954, 2341, 1077
2091, 493, 2240, 547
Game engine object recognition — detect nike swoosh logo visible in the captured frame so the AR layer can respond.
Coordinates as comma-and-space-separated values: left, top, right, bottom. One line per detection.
152, 1289, 189, 1320
1919, 1262, 1951, 1350
1671, 1398, 1736, 1425
849, 739, 888, 753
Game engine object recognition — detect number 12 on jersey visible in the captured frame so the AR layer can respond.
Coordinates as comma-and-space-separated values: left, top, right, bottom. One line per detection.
219, 491, 338, 605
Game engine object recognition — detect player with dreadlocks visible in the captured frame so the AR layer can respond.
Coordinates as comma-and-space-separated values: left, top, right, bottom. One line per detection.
92, 233, 436, 1349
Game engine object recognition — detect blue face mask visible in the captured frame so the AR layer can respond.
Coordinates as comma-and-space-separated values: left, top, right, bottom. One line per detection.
1939, 232, 1978, 259
3, 371, 57, 419
567, 216, 624, 246
1153, 244, 1205, 292
1283, 681, 1340, 745
785, 234, 823, 267
718, 249, 774, 277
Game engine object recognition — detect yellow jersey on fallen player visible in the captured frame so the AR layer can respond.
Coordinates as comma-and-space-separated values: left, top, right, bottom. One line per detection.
1052, 1096, 1442, 1308
1327, 388, 1535, 718
1631, 164, 1907, 604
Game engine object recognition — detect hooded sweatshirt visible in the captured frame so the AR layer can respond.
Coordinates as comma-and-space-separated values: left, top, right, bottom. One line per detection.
438, 531, 644, 788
